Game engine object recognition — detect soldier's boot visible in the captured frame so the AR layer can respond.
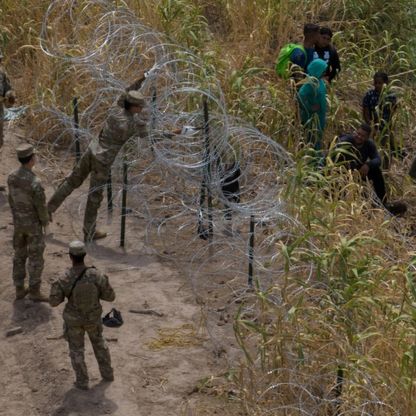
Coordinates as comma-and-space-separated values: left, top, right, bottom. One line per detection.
15, 285, 29, 300
100, 367, 114, 382
74, 380, 89, 390
28, 284, 49, 302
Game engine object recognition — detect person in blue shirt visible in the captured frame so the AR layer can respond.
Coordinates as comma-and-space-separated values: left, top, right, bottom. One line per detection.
290, 23, 320, 81
297, 58, 328, 151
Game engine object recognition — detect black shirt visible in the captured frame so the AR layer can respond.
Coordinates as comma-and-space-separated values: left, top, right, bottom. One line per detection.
313, 45, 341, 82
335, 134, 381, 170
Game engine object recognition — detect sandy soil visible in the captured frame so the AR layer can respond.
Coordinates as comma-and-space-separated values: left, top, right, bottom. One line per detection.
0, 122, 242, 416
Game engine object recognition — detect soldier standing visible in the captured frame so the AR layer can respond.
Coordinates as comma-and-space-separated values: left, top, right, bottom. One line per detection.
47, 90, 148, 242
7, 144, 49, 301
49, 240, 115, 390
0, 49, 16, 148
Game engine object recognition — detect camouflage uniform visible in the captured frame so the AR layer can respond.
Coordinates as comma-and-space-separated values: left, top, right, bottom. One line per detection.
49, 241, 116, 389
8, 145, 48, 294
48, 91, 148, 240
0, 52, 14, 148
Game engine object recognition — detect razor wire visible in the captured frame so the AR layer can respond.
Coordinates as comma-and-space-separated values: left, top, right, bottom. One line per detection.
35, 1, 407, 414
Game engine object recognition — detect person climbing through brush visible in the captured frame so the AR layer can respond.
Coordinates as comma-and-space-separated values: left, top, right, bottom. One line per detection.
275, 23, 320, 82
333, 123, 406, 216
362, 71, 398, 169
313, 26, 341, 83
297, 58, 328, 154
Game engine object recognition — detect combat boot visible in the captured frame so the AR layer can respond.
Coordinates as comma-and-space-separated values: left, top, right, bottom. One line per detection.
28, 284, 49, 302
15, 285, 28, 300
100, 368, 114, 382
74, 380, 89, 390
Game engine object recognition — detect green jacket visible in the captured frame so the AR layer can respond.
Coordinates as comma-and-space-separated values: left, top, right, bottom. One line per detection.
297, 58, 328, 131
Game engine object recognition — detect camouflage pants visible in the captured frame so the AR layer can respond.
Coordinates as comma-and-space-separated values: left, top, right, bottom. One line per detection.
64, 321, 113, 385
0, 102, 4, 148
48, 148, 110, 238
12, 225, 45, 288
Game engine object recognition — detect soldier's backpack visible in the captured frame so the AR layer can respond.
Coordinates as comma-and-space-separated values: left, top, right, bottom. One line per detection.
68, 267, 100, 314
275, 43, 306, 78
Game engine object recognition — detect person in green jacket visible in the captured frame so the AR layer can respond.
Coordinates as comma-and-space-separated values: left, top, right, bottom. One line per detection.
297, 58, 328, 152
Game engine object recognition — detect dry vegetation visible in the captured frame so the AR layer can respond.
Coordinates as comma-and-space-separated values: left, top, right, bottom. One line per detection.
2, 0, 416, 414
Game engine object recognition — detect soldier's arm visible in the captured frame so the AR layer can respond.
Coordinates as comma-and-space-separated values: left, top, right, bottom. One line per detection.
32, 179, 49, 227
99, 273, 116, 302
49, 280, 65, 307
126, 75, 146, 92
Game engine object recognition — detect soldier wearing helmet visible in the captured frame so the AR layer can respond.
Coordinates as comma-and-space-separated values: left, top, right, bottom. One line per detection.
47, 89, 148, 241
8, 144, 49, 301
49, 240, 116, 390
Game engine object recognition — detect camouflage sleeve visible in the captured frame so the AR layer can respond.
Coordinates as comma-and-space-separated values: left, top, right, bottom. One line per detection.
136, 112, 149, 138
101, 111, 127, 140
49, 280, 65, 307
32, 178, 49, 226
3, 75, 12, 96
99, 273, 116, 302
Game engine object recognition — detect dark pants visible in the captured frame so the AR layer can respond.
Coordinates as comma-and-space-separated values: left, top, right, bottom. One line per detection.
366, 165, 386, 203
221, 164, 241, 220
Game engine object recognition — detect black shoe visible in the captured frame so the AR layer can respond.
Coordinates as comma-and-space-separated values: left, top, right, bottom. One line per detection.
385, 201, 407, 216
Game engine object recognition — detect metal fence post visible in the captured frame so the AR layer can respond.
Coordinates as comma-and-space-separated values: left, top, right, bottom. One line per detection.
72, 97, 81, 163
248, 215, 255, 287
120, 156, 128, 248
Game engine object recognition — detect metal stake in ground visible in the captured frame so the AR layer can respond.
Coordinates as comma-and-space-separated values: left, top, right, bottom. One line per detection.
120, 155, 128, 248
201, 97, 213, 240
150, 87, 157, 153
106, 172, 113, 217
248, 215, 255, 287
72, 97, 81, 163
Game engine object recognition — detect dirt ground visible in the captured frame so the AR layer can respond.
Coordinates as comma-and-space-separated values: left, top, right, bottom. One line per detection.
0, 122, 243, 416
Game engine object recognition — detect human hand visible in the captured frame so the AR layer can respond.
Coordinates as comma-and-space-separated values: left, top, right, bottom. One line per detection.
5, 90, 15, 106
358, 163, 369, 177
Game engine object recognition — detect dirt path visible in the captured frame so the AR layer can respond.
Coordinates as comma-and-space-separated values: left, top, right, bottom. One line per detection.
0, 123, 240, 416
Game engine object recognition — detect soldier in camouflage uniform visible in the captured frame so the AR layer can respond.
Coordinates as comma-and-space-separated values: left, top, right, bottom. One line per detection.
7, 144, 49, 301
0, 50, 16, 148
49, 240, 115, 390
48, 90, 148, 242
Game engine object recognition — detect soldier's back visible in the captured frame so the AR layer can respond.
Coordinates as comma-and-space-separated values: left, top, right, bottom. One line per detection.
58, 265, 114, 325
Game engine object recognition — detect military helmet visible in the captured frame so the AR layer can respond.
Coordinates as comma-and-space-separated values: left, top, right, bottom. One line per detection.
16, 144, 35, 159
125, 90, 145, 106
69, 240, 86, 256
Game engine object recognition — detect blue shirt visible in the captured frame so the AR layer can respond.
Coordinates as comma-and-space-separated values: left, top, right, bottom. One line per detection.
290, 47, 315, 70
362, 89, 397, 127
